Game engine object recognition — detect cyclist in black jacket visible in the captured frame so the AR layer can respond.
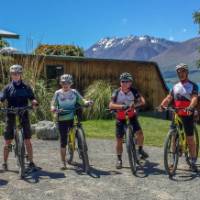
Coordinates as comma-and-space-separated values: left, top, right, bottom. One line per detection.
0, 64, 38, 171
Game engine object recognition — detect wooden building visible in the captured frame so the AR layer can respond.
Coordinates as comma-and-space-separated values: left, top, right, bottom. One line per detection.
10, 53, 168, 109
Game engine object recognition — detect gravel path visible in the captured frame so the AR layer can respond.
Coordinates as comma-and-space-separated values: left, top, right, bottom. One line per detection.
0, 137, 199, 200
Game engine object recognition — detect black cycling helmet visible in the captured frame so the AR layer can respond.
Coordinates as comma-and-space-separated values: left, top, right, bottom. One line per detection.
119, 72, 133, 81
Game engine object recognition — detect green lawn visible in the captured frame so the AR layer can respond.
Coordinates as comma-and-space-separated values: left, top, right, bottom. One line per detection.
83, 116, 200, 147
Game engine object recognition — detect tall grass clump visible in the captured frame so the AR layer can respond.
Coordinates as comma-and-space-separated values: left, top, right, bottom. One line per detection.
83, 80, 114, 119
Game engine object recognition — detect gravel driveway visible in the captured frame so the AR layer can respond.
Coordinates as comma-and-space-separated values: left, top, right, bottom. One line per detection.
0, 138, 199, 200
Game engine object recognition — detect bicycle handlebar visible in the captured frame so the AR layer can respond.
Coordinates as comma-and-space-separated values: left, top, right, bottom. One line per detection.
156, 106, 187, 113
54, 105, 90, 114
0, 106, 33, 115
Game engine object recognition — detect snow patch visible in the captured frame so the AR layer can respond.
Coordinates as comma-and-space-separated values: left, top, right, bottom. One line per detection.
139, 36, 146, 41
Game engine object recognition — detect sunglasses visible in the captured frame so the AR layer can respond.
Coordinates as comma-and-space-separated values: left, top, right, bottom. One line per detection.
121, 81, 130, 83
11, 73, 21, 76
61, 82, 71, 85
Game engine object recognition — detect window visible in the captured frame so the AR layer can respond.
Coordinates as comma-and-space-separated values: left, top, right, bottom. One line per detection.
46, 65, 64, 86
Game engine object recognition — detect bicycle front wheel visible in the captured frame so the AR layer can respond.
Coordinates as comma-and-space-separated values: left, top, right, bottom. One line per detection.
125, 126, 137, 175
15, 130, 25, 179
185, 125, 199, 166
164, 130, 179, 177
76, 127, 90, 173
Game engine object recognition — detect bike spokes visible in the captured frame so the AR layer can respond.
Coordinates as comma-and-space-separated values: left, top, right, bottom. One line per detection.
164, 132, 179, 177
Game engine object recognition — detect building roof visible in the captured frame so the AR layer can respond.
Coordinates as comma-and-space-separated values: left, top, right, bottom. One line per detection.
0, 29, 19, 39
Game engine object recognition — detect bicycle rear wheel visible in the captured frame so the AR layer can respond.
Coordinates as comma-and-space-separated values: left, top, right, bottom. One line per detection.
125, 126, 137, 175
185, 125, 199, 166
76, 127, 90, 173
164, 131, 179, 177
15, 130, 25, 179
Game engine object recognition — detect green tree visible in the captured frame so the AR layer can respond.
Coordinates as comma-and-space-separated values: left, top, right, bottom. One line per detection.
193, 10, 200, 68
0, 39, 9, 48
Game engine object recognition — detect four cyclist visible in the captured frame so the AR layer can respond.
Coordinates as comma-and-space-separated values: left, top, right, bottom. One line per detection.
0, 63, 199, 173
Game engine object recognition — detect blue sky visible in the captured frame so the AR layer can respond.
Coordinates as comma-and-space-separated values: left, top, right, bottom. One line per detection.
1, 0, 200, 52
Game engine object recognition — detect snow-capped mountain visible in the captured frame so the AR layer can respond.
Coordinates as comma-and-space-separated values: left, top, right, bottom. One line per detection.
85, 35, 200, 81
85, 35, 179, 61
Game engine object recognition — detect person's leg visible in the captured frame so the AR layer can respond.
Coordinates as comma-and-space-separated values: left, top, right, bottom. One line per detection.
24, 139, 33, 162
22, 112, 34, 167
130, 117, 148, 159
58, 120, 73, 169
115, 120, 125, 169
187, 136, 196, 158
182, 116, 197, 171
3, 114, 15, 170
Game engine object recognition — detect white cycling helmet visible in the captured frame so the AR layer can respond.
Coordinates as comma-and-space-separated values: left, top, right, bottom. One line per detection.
175, 63, 188, 71
9, 64, 23, 74
60, 74, 73, 84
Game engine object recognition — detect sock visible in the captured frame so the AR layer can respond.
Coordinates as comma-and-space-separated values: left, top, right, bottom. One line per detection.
117, 155, 122, 161
139, 146, 143, 152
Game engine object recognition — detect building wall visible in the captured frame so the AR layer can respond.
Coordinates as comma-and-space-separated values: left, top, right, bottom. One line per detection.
13, 54, 168, 109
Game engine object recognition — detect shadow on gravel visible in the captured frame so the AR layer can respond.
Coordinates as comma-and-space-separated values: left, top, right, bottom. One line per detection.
0, 179, 8, 186
169, 168, 200, 182
88, 166, 122, 178
68, 162, 122, 178
134, 161, 166, 178
24, 168, 66, 184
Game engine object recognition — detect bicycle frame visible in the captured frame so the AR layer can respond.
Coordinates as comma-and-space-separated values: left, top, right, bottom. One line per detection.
173, 112, 187, 152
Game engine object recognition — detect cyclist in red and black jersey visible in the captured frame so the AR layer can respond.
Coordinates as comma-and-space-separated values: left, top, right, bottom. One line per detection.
160, 63, 199, 171
109, 72, 148, 169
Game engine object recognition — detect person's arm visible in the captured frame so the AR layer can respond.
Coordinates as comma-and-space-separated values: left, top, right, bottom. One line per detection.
27, 86, 38, 108
160, 94, 173, 108
0, 86, 8, 103
133, 93, 145, 109
109, 90, 128, 110
188, 95, 198, 109
186, 84, 199, 115
109, 101, 127, 110
75, 90, 93, 107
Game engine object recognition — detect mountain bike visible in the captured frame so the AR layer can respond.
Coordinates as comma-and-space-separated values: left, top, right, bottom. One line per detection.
109, 109, 143, 175
0, 106, 33, 179
56, 106, 90, 173
162, 107, 199, 177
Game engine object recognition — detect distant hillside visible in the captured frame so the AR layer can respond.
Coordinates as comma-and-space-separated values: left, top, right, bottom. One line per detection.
85, 35, 178, 61
85, 35, 200, 81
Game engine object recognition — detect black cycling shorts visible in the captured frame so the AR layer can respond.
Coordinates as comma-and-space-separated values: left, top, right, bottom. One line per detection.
180, 115, 194, 136
115, 116, 141, 139
4, 112, 31, 140
57, 120, 74, 148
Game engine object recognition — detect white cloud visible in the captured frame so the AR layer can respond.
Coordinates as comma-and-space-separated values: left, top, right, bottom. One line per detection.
169, 36, 174, 41
182, 28, 187, 33
121, 18, 128, 25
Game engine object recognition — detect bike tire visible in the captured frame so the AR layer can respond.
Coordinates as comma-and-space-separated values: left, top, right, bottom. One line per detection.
125, 126, 137, 175
15, 130, 25, 179
185, 125, 199, 166
76, 127, 90, 173
164, 131, 179, 177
